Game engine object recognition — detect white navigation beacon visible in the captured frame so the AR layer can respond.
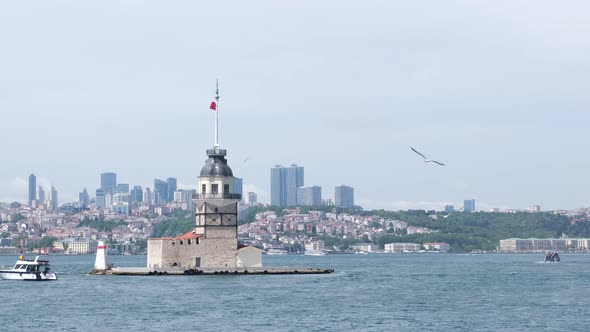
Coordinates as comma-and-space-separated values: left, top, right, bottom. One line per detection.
94, 240, 109, 270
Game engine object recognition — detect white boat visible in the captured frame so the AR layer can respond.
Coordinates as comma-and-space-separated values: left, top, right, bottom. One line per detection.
0, 256, 57, 281
265, 249, 288, 255
304, 250, 327, 256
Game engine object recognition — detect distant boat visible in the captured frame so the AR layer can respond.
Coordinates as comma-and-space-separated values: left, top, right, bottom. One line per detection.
266, 249, 288, 255
0, 256, 57, 281
304, 250, 326, 256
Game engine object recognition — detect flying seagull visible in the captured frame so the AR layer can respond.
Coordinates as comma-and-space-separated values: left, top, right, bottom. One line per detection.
411, 147, 446, 166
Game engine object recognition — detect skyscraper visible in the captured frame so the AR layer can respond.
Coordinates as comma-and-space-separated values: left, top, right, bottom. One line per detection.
234, 177, 243, 196
464, 199, 476, 213
166, 177, 177, 202
154, 179, 169, 204
270, 164, 304, 207
96, 188, 105, 209
143, 187, 153, 205
79, 188, 89, 208
335, 185, 354, 208
116, 183, 129, 194
247, 192, 258, 204
28, 174, 36, 206
50, 186, 58, 210
297, 186, 322, 206
130, 186, 143, 205
101, 172, 117, 194
38, 185, 45, 203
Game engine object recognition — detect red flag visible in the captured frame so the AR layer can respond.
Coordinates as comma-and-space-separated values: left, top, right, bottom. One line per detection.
209, 101, 217, 111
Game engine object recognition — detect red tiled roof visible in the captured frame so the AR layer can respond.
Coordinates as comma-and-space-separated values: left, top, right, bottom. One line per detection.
176, 230, 203, 240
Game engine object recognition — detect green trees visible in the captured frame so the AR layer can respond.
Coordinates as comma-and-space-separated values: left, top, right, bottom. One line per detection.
151, 216, 194, 237
78, 219, 127, 232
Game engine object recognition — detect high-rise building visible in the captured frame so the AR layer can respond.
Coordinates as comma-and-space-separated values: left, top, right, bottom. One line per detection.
143, 187, 153, 205
28, 174, 36, 206
270, 164, 304, 207
444, 204, 454, 213
101, 172, 117, 194
130, 186, 143, 205
174, 189, 195, 211
38, 185, 45, 203
50, 186, 58, 209
297, 186, 322, 206
96, 188, 105, 209
166, 177, 177, 202
154, 179, 168, 204
464, 199, 476, 213
79, 188, 89, 208
247, 192, 258, 204
234, 177, 243, 197
116, 183, 129, 194
335, 185, 354, 208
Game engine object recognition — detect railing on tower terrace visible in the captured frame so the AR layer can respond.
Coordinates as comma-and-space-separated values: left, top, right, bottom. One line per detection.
206, 148, 227, 156
194, 193, 242, 200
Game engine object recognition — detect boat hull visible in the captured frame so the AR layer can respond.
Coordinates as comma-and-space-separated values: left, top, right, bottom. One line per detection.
0, 271, 57, 281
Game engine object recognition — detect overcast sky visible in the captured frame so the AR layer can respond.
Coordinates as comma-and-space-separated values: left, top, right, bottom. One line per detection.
1, 1, 589, 211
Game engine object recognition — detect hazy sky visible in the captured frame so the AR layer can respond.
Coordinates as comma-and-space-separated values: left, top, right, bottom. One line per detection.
1, 1, 589, 211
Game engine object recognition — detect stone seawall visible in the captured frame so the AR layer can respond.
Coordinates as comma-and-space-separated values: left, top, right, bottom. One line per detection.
90, 267, 334, 276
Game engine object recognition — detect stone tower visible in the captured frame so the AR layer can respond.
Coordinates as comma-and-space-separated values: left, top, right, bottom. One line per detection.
193, 147, 241, 267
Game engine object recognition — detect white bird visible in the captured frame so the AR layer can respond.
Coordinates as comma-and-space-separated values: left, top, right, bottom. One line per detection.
411, 147, 445, 166
244, 157, 249, 163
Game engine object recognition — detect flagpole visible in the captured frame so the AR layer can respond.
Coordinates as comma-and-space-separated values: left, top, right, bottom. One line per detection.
214, 79, 219, 149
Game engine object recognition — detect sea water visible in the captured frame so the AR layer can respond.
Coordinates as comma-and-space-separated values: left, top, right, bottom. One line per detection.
0, 254, 589, 332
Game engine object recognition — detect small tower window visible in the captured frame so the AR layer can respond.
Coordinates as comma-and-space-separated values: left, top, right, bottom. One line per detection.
201, 184, 206, 194
224, 184, 230, 194
212, 184, 219, 194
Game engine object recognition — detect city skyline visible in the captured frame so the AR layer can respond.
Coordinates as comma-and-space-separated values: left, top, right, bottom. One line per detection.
1, 1, 589, 211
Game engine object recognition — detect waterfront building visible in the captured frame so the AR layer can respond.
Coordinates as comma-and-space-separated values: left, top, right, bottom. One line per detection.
101, 172, 117, 194
499, 238, 590, 253
305, 240, 325, 251
271, 164, 304, 207
464, 199, 476, 213
384, 242, 420, 253
297, 186, 322, 206
96, 188, 105, 209
28, 173, 36, 206
335, 185, 354, 208
423, 242, 450, 252
166, 177, 177, 202
67, 240, 98, 254
350, 243, 379, 253
38, 185, 45, 203
247, 192, 257, 204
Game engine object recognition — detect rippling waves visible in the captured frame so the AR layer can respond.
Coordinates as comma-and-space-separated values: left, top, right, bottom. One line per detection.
1, 254, 589, 331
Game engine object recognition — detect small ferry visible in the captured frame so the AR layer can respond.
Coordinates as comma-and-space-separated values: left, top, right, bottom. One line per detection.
304, 250, 327, 256
265, 249, 288, 255
0, 255, 57, 281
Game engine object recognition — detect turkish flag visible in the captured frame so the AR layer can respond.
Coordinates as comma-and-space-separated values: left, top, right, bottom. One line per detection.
210, 101, 217, 111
